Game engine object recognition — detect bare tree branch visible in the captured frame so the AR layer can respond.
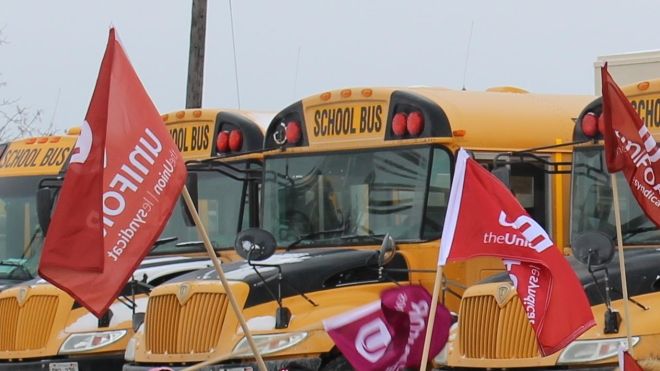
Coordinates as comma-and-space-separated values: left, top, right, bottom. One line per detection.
0, 29, 49, 142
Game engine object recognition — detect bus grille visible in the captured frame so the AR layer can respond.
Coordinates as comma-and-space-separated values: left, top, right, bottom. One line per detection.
459, 294, 539, 358
0, 295, 59, 351
146, 292, 228, 354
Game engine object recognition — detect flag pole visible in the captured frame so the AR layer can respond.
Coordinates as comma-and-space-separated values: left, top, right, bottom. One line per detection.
610, 174, 634, 354
181, 186, 268, 371
419, 264, 444, 370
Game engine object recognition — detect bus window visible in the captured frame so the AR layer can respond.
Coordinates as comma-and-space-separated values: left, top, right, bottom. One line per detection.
422, 147, 452, 239
263, 147, 442, 245
510, 162, 547, 230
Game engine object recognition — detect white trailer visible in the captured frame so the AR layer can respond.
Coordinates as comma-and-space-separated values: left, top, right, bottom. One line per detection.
594, 50, 660, 94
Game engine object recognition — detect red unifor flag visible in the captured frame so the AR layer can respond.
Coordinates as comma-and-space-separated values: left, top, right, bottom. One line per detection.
601, 63, 660, 227
438, 149, 595, 356
323, 285, 452, 371
38, 28, 187, 317
618, 348, 644, 371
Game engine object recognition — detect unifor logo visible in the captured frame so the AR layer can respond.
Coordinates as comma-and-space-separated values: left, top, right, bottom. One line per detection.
70, 120, 93, 164
497, 211, 553, 253
355, 318, 391, 363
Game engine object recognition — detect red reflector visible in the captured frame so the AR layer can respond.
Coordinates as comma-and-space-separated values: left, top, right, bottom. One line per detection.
581, 112, 598, 137
286, 120, 302, 144
392, 112, 407, 136
407, 111, 424, 136
229, 130, 243, 152
216, 131, 230, 153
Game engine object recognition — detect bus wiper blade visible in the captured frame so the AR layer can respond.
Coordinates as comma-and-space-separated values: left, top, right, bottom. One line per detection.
286, 227, 345, 251
175, 240, 223, 250
153, 236, 178, 247
338, 233, 385, 244
622, 226, 658, 240
0, 260, 32, 279
0, 260, 23, 267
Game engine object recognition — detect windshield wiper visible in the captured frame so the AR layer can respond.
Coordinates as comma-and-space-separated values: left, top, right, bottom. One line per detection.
338, 233, 385, 244
0, 260, 33, 279
151, 236, 178, 251
286, 227, 345, 251
622, 226, 658, 240
175, 240, 222, 250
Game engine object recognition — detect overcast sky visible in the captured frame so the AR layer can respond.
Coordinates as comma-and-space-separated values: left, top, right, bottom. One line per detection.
2, 1, 660, 134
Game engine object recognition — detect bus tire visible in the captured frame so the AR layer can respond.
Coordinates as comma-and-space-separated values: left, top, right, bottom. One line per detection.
320, 355, 354, 371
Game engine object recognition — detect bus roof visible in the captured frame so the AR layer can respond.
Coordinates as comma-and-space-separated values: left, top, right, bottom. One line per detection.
265, 86, 593, 153
408, 87, 593, 151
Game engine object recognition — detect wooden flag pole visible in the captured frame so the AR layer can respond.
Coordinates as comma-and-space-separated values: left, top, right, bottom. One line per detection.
610, 174, 634, 354
181, 186, 267, 371
419, 265, 444, 371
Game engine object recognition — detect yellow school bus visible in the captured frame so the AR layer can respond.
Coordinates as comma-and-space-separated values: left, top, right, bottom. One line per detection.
124, 87, 593, 370
439, 80, 660, 369
0, 134, 76, 289
0, 109, 269, 371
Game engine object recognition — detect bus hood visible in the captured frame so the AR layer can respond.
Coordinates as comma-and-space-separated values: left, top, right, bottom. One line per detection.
167, 248, 408, 308
479, 248, 660, 306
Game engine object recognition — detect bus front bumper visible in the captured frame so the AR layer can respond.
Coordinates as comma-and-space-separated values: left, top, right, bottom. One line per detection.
0, 353, 124, 371
123, 357, 322, 371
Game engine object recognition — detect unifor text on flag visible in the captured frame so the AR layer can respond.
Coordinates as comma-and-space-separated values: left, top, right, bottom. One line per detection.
601, 63, 660, 227
39, 28, 187, 317
438, 149, 594, 356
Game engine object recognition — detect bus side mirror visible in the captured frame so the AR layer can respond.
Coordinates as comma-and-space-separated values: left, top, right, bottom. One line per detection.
234, 228, 277, 262
378, 234, 396, 267
491, 165, 511, 189
36, 188, 55, 235
181, 172, 199, 227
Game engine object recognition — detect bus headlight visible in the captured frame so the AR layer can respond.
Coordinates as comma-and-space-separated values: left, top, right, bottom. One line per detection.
557, 337, 639, 364
124, 336, 137, 361
232, 332, 308, 357
59, 330, 127, 354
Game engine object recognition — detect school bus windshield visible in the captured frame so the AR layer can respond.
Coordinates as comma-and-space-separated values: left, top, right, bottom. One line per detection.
262, 146, 451, 246
571, 146, 660, 244
151, 165, 256, 254
0, 176, 44, 281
